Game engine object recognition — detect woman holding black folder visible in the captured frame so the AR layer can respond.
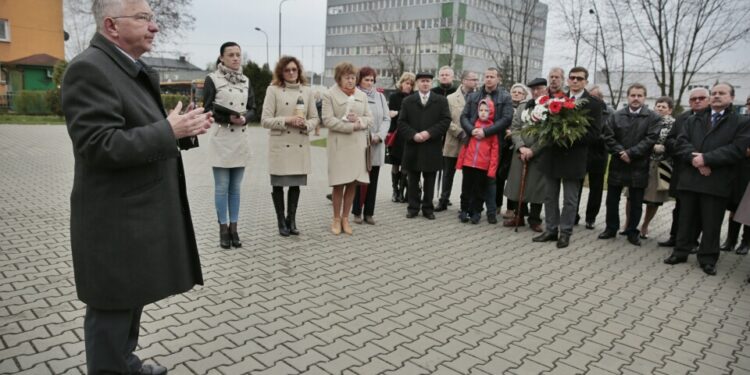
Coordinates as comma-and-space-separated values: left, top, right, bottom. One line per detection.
203, 41, 256, 249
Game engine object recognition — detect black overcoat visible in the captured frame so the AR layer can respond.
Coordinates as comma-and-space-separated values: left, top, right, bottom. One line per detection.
602, 107, 662, 188
62, 33, 203, 309
674, 108, 750, 198
397, 93, 451, 172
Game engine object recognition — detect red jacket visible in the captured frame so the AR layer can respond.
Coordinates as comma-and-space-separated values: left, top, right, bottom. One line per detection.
456, 99, 500, 177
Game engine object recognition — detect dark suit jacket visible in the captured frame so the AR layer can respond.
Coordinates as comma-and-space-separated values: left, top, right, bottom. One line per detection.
602, 107, 661, 188
540, 90, 603, 179
674, 107, 750, 198
62, 33, 203, 309
397, 92, 451, 172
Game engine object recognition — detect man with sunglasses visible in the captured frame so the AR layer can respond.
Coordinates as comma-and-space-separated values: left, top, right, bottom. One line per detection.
533, 66, 603, 248
62, 0, 211, 373
658, 87, 710, 248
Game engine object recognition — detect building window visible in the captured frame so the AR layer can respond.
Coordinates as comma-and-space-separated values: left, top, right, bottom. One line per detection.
0, 19, 10, 42
328, 6, 344, 15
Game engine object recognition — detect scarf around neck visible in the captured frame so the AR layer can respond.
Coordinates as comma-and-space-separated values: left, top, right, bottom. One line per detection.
340, 85, 356, 96
217, 63, 246, 85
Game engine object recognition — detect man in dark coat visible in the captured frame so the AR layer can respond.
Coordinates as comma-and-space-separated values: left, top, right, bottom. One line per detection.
664, 83, 750, 275
61, 0, 212, 372
575, 85, 609, 229
460, 67, 514, 223
398, 72, 451, 219
598, 83, 661, 245
533, 67, 603, 248
659, 87, 710, 247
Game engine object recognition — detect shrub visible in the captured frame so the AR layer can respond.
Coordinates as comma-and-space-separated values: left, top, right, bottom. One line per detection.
46, 89, 63, 116
14, 91, 50, 115
161, 94, 190, 111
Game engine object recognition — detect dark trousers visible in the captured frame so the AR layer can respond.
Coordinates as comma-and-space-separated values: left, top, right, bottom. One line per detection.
576, 171, 605, 224
460, 167, 490, 215
674, 191, 726, 265
507, 199, 543, 225
407, 170, 436, 215
439, 156, 458, 203
353, 166, 380, 217
84, 306, 143, 374
605, 185, 644, 234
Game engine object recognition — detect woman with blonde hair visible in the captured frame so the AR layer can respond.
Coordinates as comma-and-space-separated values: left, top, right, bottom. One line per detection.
386, 72, 416, 202
321, 62, 373, 234
261, 56, 319, 236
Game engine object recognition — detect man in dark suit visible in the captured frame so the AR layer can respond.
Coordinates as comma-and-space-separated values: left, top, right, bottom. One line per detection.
460, 67, 514, 223
664, 83, 750, 275
398, 72, 452, 219
598, 83, 661, 246
575, 85, 609, 229
532, 66, 603, 248
61, 1, 212, 373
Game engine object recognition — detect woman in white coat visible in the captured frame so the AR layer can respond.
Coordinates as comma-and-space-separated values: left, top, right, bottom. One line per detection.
203, 42, 255, 249
261, 56, 319, 236
352, 67, 390, 225
322, 62, 373, 235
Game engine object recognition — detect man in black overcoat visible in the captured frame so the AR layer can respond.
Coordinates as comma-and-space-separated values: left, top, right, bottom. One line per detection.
533, 67, 603, 248
398, 72, 452, 219
61, 0, 212, 372
664, 83, 750, 275
598, 83, 661, 246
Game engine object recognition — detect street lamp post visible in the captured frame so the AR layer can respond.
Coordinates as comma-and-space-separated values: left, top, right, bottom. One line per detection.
589, 8, 599, 85
254, 27, 269, 69
279, 0, 292, 60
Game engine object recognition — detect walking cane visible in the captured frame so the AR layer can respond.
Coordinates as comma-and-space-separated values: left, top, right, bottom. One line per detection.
436, 169, 443, 199
515, 159, 529, 233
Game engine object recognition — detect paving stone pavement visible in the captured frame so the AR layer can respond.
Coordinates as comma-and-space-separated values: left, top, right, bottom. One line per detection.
2, 125, 750, 375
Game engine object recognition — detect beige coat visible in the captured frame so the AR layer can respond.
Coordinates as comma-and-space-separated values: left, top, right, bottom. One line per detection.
260, 83, 320, 175
443, 85, 469, 157
206, 73, 252, 168
322, 85, 373, 186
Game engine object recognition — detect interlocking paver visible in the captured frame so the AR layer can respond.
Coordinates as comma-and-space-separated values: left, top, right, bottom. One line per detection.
3, 125, 750, 374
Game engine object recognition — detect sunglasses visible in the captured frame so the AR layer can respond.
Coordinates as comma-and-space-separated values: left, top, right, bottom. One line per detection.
689, 96, 707, 102
568, 76, 586, 82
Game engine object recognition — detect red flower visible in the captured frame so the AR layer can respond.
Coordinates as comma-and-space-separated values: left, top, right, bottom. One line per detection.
549, 101, 562, 114
538, 95, 549, 105
553, 91, 565, 98
563, 100, 575, 109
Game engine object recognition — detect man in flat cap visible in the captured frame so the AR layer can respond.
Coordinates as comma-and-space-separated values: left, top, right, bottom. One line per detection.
398, 72, 452, 219
503, 78, 548, 232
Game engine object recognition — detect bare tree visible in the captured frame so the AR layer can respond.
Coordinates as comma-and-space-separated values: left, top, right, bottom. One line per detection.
626, 0, 750, 109
589, 0, 627, 109
356, 11, 415, 88
482, 0, 540, 86
559, 0, 586, 66
64, 0, 195, 58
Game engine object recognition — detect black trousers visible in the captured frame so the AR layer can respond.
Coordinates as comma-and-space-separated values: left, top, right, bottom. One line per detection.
407, 170, 436, 215
674, 191, 726, 265
605, 185, 644, 234
506, 199, 543, 225
439, 156, 458, 203
460, 167, 490, 215
353, 166, 380, 217
576, 171, 605, 224
85, 306, 143, 374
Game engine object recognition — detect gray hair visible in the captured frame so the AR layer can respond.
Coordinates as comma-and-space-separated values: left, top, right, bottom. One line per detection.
438, 66, 454, 75
460, 71, 477, 81
510, 83, 530, 99
548, 67, 565, 78
92, 0, 139, 31
689, 87, 710, 98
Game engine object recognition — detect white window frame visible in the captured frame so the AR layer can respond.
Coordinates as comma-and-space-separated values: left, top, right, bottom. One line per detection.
0, 19, 10, 42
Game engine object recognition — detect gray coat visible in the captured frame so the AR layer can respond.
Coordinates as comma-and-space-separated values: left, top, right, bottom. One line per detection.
363, 88, 390, 167
62, 33, 202, 309
505, 100, 546, 203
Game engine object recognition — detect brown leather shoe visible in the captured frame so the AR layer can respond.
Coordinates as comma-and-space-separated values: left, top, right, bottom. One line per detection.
503, 216, 525, 227
529, 223, 543, 232
353, 215, 363, 224
364, 216, 376, 225
502, 210, 515, 219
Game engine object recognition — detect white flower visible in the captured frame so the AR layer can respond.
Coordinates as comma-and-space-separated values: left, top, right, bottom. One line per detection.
530, 104, 548, 122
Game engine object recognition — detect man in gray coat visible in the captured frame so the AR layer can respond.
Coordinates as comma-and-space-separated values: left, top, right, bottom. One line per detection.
62, 0, 212, 373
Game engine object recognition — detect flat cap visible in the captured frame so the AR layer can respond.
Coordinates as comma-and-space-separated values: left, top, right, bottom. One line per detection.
415, 72, 434, 80
526, 77, 547, 87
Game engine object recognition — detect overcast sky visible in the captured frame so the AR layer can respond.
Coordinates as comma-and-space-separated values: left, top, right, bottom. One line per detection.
157, 0, 750, 77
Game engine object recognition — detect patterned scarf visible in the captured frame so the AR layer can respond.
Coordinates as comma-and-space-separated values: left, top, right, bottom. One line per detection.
216, 63, 246, 85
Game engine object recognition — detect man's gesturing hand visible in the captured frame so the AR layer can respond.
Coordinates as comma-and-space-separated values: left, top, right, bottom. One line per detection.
168, 101, 213, 139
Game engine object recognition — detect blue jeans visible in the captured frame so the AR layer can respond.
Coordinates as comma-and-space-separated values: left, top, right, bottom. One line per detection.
213, 167, 245, 224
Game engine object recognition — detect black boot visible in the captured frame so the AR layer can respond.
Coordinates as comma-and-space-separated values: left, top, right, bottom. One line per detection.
398, 173, 408, 203
286, 187, 300, 235
219, 223, 231, 249
272, 190, 290, 237
391, 172, 401, 203
229, 222, 242, 248
721, 220, 740, 251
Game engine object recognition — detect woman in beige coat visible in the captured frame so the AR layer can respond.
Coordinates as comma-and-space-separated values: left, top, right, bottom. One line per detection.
261, 56, 320, 236
322, 62, 373, 235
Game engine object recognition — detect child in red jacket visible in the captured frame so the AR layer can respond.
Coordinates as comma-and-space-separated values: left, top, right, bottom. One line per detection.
456, 99, 500, 224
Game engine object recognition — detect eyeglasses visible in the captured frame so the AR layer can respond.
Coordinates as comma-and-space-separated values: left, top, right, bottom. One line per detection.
111, 12, 155, 23
283, 68, 298, 73
568, 76, 586, 82
689, 96, 707, 102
